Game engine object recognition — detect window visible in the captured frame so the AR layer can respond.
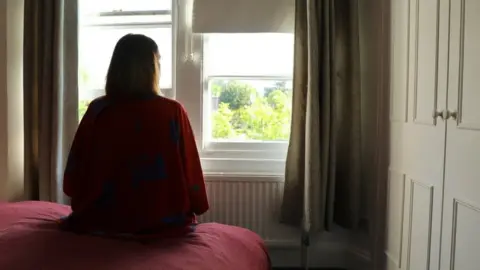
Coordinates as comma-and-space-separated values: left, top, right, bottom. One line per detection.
77, 0, 295, 175
196, 33, 294, 174
78, 0, 173, 119
203, 34, 294, 142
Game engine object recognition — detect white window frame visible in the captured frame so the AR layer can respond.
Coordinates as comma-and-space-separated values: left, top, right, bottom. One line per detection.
174, 3, 291, 176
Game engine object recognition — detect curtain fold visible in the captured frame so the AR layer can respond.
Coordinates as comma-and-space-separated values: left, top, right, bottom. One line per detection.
23, 0, 78, 203
280, 0, 364, 234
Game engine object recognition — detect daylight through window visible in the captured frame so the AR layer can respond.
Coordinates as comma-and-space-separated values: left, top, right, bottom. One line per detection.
78, 0, 173, 120
203, 34, 294, 142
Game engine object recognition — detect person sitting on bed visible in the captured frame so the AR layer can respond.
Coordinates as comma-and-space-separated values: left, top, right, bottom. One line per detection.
59, 34, 209, 238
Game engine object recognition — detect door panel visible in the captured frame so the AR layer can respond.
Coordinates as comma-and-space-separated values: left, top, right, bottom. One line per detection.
387, 0, 410, 268
440, 1, 480, 269
456, 1, 480, 129
412, 0, 441, 125
406, 180, 434, 270
387, 0, 449, 269
402, 0, 448, 269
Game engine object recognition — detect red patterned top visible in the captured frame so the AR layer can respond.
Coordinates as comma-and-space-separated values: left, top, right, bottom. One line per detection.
62, 95, 209, 238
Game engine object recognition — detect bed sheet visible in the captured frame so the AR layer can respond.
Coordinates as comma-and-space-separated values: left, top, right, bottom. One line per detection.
0, 201, 270, 270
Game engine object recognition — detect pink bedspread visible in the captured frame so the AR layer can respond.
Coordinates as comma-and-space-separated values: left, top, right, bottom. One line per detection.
0, 201, 270, 270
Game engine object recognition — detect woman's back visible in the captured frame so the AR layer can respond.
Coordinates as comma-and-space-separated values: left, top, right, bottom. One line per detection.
63, 96, 208, 237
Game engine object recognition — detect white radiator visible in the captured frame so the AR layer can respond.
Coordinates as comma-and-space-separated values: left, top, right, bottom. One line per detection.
198, 175, 300, 246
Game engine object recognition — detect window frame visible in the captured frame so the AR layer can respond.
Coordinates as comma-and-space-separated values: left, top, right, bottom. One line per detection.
174, 5, 293, 175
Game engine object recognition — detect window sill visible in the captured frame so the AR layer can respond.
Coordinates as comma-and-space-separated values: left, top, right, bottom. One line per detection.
200, 157, 286, 176
203, 172, 284, 182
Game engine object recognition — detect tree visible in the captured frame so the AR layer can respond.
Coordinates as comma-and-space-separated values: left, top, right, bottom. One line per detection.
267, 89, 288, 109
210, 79, 225, 97
78, 100, 90, 120
264, 80, 289, 97
211, 82, 292, 141
212, 103, 236, 138
218, 80, 255, 110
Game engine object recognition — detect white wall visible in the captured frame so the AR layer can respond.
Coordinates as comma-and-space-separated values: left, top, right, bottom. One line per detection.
0, 0, 24, 201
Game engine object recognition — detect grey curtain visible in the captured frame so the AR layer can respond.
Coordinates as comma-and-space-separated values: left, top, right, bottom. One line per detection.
280, 0, 363, 234
23, 0, 79, 203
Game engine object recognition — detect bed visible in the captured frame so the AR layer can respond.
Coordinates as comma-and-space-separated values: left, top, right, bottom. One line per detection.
0, 201, 270, 270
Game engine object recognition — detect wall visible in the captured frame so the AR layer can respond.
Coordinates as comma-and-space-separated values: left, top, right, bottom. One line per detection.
0, 0, 24, 201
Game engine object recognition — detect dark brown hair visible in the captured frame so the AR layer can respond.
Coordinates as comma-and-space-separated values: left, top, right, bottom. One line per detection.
105, 34, 160, 97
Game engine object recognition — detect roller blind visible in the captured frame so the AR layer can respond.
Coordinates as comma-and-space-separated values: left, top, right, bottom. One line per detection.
192, 0, 294, 33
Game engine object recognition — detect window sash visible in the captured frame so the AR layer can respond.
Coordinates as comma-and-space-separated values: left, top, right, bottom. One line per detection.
204, 75, 293, 82
197, 74, 291, 175
81, 9, 172, 28
79, 0, 173, 15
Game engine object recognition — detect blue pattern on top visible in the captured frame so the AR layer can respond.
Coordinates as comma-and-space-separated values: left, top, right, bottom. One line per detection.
161, 214, 188, 225
94, 181, 115, 207
132, 154, 167, 187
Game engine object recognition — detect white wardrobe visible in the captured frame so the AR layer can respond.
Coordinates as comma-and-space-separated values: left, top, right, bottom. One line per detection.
387, 0, 480, 270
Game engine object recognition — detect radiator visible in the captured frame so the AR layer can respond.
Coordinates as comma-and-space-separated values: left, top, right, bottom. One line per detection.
198, 175, 300, 246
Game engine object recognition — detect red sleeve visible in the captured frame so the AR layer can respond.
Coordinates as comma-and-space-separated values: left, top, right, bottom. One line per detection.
178, 105, 209, 215
63, 111, 90, 198
63, 98, 105, 198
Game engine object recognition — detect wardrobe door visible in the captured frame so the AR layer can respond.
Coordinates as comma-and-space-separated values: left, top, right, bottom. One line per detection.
387, 0, 449, 269
440, 1, 480, 270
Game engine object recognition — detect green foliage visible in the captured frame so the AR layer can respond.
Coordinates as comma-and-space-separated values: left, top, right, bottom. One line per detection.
264, 81, 289, 97
212, 103, 236, 138
211, 80, 292, 141
210, 79, 224, 97
218, 80, 255, 110
78, 100, 90, 121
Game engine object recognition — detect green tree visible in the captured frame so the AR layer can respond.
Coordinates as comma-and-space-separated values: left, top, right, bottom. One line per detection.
78, 100, 90, 120
212, 103, 236, 139
264, 81, 289, 97
218, 80, 255, 110
211, 79, 225, 97
267, 89, 288, 109
212, 86, 292, 141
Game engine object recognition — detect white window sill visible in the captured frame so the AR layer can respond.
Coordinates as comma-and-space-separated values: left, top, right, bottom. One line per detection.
203, 173, 284, 182
198, 140, 288, 176
200, 157, 286, 176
